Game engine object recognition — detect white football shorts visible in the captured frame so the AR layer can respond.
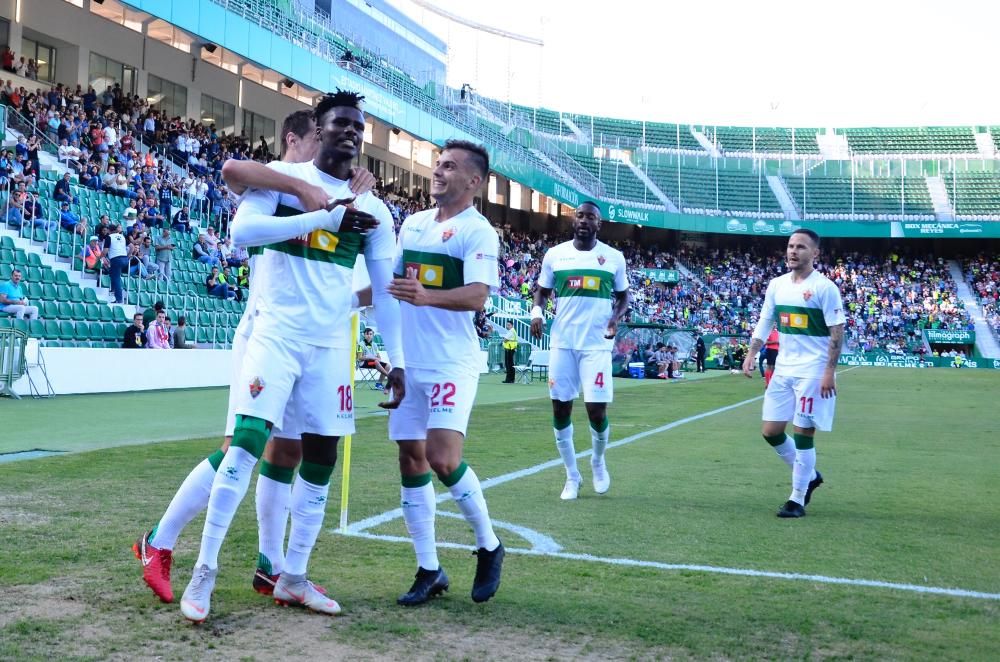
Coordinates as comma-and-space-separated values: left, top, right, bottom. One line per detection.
548, 347, 613, 403
234, 331, 354, 437
388, 367, 479, 440
762, 373, 836, 432
224, 329, 302, 439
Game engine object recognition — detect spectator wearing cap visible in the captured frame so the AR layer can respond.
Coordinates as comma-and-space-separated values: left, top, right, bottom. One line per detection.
81, 235, 108, 274
59, 201, 82, 233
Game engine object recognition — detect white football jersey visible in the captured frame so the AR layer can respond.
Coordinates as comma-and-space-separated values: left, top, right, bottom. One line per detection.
538, 240, 629, 351
754, 269, 845, 379
394, 206, 499, 374
232, 160, 394, 348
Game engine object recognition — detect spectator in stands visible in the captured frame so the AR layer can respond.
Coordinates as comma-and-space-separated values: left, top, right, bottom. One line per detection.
53, 171, 78, 204
0, 269, 40, 320
205, 265, 231, 299
105, 222, 128, 304
25, 58, 37, 81
58, 138, 82, 170
173, 315, 190, 349
218, 236, 234, 266
81, 235, 108, 275
219, 265, 241, 301
146, 309, 171, 349
142, 301, 165, 328
123, 312, 146, 348
153, 228, 175, 282
58, 200, 82, 233
137, 234, 161, 279
202, 225, 219, 251
172, 205, 192, 233
192, 234, 220, 266
357, 327, 391, 390
228, 241, 248, 270
1, 47, 14, 73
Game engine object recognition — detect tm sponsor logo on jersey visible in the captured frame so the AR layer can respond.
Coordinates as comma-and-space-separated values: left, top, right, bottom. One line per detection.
779, 311, 809, 329
404, 262, 443, 287
566, 275, 602, 291
285, 230, 340, 252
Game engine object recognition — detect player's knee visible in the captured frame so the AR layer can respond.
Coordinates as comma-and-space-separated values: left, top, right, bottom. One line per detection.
552, 400, 573, 419
232, 415, 271, 458
300, 433, 339, 467
266, 437, 302, 468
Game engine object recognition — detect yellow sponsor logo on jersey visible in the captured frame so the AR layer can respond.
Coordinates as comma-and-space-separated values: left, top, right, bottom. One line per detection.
779, 312, 809, 329
567, 275, 601, 290
406, 262, 443, 287
308, 230, 340, 253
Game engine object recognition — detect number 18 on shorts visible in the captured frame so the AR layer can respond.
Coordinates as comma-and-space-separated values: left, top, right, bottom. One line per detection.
762, 374, 836, 431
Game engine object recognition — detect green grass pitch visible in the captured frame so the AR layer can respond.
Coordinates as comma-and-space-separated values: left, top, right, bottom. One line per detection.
1, 367, 997, 660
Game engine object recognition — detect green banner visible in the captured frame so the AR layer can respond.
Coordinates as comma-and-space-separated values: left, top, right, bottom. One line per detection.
838, 352, 999, 369
892, 222, 1000, 238
924, 329, 975, 344
641, 268, 680, 284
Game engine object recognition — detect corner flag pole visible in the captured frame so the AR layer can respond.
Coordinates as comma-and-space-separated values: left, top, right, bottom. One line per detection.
339, 311, 359, 531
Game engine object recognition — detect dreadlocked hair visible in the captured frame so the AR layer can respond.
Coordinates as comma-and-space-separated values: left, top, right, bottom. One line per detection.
314, 89, 365, 122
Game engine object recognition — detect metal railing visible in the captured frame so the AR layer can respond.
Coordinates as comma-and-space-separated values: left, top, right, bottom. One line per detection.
0, 327, 28, 398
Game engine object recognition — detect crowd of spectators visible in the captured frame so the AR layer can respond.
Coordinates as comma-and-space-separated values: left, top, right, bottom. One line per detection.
965, 254, 1000, 336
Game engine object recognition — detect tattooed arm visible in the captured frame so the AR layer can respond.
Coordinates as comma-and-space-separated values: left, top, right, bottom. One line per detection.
821, 324, 844, 398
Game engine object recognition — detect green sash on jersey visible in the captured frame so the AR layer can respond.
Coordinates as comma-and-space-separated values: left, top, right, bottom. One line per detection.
246, 203, 364, 268
398, 249, 464, 290
553, 269, 613, 300
775, 305, 829, 336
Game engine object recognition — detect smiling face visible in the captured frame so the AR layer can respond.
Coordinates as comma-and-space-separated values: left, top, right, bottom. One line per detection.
430, 149, 482, 205
317, 106, 364, 162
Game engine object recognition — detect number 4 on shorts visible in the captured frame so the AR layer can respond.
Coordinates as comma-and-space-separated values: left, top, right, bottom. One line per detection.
595, 372, 604, 388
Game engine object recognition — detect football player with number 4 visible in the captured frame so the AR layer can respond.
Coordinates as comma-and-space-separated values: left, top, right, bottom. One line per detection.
742, 229, 845, 519
530, 201, 630, 501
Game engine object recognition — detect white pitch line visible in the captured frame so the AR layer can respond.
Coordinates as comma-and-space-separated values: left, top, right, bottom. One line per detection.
344, 392, 767, 534
341, 530, 1000, 601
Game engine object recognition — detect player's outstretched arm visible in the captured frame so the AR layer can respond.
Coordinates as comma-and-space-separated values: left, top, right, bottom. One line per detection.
221, 159, 328, 211
530, 286, 552, 338
230, 189, 351, 247
367, 257, 406, 409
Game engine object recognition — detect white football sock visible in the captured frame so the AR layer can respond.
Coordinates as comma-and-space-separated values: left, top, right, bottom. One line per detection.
449, 466, 500, 551
590, 422, 609, 465
197, 446, 258, 569
255, 474, 292, 575
283, 477, 330, 576
401, 482, 439, 571
790, 448, 817, 505
150, 458, 215, 550
774, 436, 796, 469
554, 424, 580, 481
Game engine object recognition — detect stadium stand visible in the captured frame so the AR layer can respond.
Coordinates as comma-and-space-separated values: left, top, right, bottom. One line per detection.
951, 172, 1000, 219
843, 127, 977, 154
642, 161, 783, 217
566, 153, 655, 205
711, 126, 821, 155
784, 175, 935, 220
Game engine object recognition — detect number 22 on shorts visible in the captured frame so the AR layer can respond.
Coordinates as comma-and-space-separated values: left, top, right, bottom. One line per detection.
430, 382, 456, 408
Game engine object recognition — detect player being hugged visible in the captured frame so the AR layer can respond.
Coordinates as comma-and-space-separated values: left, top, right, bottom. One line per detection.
742, 229, 845, 518
530, 201, 630, 501
178, 90, 405, 623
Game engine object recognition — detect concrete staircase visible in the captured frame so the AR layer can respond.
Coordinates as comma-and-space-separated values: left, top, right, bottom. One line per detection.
625, 159, 679, 212
689, 128, 721, 157
816, 130, 851, 160
925, 176, 954, 221
974, 130, 996, 158
561, 116, 589, 142
767, 175, 801, 220
948, 260, 1000, 359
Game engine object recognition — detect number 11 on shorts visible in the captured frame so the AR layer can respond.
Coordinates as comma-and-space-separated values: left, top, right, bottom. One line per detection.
799, 396, 813, 414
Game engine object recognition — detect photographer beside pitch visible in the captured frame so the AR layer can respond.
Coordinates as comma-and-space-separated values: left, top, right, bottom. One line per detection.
742, 229, 845, 518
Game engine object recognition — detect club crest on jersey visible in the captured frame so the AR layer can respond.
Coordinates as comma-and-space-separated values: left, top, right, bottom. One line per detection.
441, 228, 455, 242
597, 255, 606, 265
249, 377, 265, 399
802, 289, 813, 301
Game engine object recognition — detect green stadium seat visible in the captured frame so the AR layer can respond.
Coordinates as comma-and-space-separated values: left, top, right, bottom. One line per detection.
102, 322, 119, 341
85, 303, 100, 320
0, 236, 14, 251
0, 317, 11, 330
113, 307, 128, 323
26, 266, 43, 282
0, 264, 11, 281
26, 252, 43, 267
43, 320, 60, 339
27, 319, 42, 336
98, 305, 114, 322
41, 301, 59, 319
40, 268, 57, 284
55, 284, 70, 301
67, 286, 84, 304
195, 327, 208, 344
27, 283, 44, 300
71, 303, 88, 321
57, 302, 73, 319
75, 321, 91, 340
54, 270, 71, 285
40, 284, 58, 301
83, 289, 99, 304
